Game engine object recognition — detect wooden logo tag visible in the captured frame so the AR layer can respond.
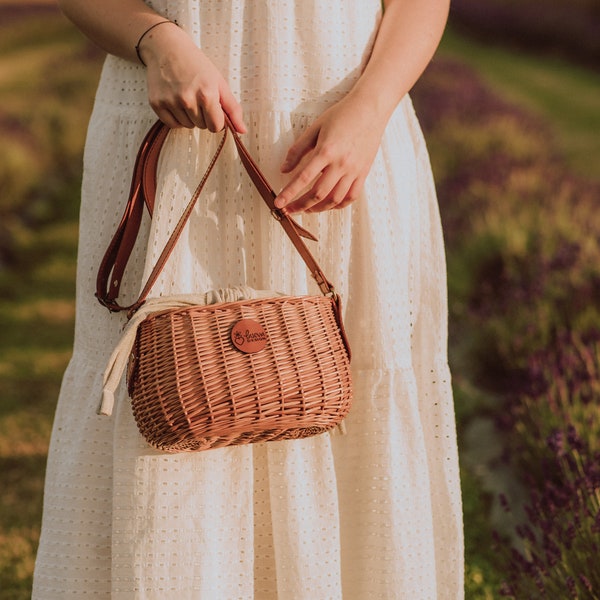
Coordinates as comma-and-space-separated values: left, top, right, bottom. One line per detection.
231, 319, 268, 354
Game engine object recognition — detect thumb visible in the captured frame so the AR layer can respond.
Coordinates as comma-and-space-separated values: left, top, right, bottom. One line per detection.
281, 123, 319, 173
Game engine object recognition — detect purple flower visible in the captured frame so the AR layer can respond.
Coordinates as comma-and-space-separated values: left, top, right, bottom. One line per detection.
534, 573, 546, 594
579, 574, 593, 593
547, 429, 565, 457
499, 581, 515, 597
566, 424, 584, 452
499, 493, 512, 513
592, 509, 600, 534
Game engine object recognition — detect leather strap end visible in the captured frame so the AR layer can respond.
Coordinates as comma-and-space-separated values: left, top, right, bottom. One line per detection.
271, 209, 318, 241
289, 216, 318, 241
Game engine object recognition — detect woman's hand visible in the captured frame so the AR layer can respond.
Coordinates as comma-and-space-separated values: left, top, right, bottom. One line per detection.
274, 91, 386, 214
273, 0, 450, 214
138, 22, 246, 133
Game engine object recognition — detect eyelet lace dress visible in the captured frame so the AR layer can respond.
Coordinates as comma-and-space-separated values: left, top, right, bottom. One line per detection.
32, 1, 464, 598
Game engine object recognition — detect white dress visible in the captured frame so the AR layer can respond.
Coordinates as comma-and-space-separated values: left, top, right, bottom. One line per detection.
33, 1, 463, 598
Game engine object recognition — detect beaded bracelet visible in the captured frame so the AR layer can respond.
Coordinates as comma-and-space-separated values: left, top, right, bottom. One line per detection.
135, 19, 177, 66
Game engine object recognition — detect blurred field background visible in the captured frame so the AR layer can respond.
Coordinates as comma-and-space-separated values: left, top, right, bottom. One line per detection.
0, 1, 599, 598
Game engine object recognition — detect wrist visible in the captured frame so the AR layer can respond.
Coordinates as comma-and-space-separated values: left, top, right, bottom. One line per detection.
135, 19, 180, 66
345, 84, 397, 131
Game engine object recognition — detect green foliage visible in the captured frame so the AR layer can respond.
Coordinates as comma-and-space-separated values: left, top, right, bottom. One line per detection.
414, 33, 600, 595
453, 179, 600, 381
0, 11, 102, 267
449, 0, 600, 69
0, 9, 100, 597
0, 217, 78, 597
414, 54, 600, 385
439, 26, 600, 182
461, 464, 505, 598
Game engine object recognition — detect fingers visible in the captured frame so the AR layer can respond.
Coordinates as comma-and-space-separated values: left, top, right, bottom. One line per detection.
274, 154, 328, 210
275, 128, 324, 209
307, 176, 356, 213
152, 97, 243, 132
154, 107, 186, 129
332, 179, 362, 211
280, 125, 318, 173
152, 89, 231, 131
275, 139, 367, 213
165, 104, 198, 129
220, 86, 247, 133
197, 93, 224, 132
280, 171, 357, 214
145, 41, 245, 132
177, 90, 213, 129
275, 128, 363, 213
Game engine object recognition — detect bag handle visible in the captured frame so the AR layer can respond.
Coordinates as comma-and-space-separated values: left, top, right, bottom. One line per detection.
96, 117, 338, 315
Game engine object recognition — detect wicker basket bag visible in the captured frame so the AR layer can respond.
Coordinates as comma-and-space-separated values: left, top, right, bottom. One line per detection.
96, 119, 352, 452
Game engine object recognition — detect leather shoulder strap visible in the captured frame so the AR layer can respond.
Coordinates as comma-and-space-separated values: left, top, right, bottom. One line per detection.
96, 118, 337, 315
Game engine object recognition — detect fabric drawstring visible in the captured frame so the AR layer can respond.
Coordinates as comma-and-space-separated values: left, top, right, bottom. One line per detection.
99, 286, 278, 416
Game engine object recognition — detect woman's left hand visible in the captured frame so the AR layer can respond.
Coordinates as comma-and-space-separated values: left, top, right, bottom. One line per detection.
274, 92, 388, 213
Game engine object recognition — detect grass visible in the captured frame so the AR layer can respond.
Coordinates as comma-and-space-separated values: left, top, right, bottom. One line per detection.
0, 10, 100, 597
439, 25, 600, 182
0, 10, 102, 266
0, 217, 79, 596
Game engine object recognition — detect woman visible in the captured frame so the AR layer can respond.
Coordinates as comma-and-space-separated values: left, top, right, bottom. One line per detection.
33, 0, 463, 597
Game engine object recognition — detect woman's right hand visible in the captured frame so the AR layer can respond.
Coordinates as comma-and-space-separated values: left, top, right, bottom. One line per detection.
137, 21, 246, 133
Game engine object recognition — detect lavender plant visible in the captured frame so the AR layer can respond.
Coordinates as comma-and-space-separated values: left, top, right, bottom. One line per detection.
412, 56, 600, 596
497, 426, 600, 599
493, 331, 600, 597
497, 331, 600, 483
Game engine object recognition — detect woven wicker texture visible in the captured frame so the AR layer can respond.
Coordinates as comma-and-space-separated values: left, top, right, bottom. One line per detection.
129, 295, 352, 452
